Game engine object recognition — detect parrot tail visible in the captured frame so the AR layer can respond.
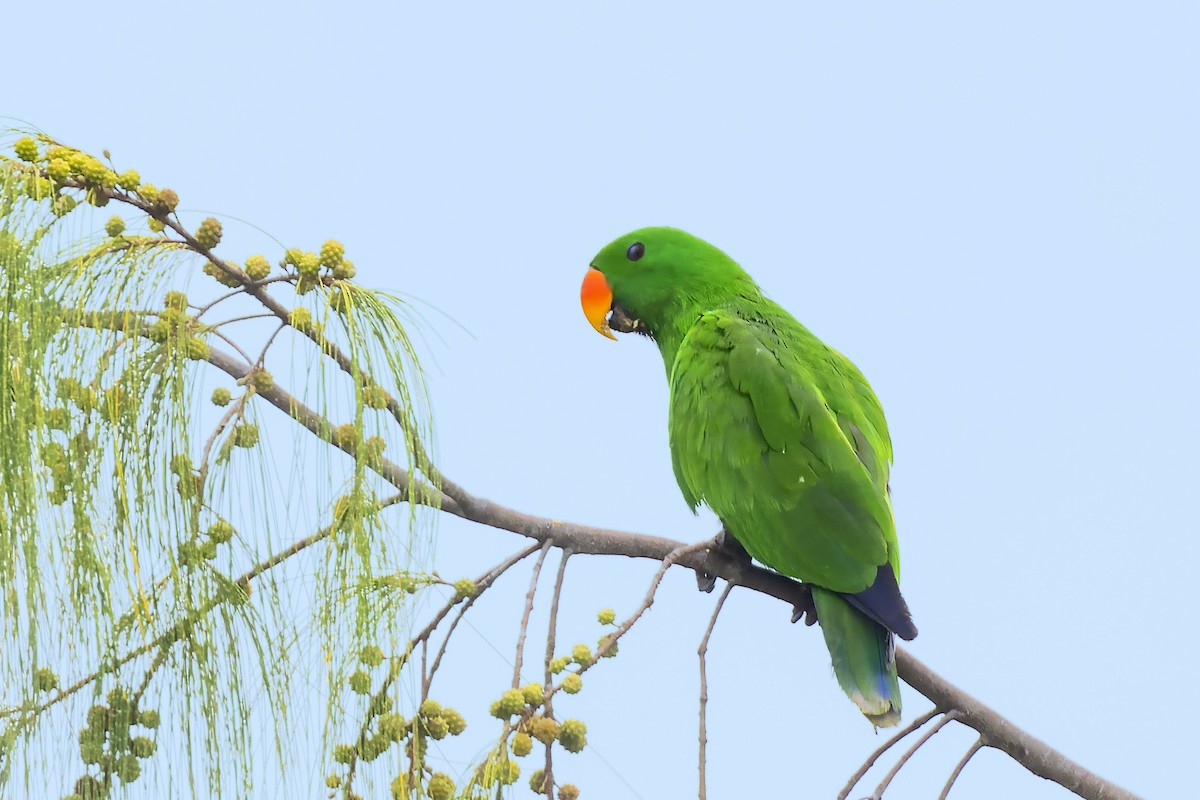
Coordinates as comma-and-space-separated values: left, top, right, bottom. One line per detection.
812, 587, 902, 727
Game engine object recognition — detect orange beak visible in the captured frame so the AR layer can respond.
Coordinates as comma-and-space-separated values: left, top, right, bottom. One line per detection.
580, 267, 616, 340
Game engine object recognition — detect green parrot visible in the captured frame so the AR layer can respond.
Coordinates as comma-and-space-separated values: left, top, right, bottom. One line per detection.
579, 227, 916, 726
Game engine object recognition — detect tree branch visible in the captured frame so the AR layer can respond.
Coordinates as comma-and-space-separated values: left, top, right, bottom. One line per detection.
72, 306, 1140, 800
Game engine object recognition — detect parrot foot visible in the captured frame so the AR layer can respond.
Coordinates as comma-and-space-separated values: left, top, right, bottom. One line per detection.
790, 586, 818, 627
695, 528, 751, 593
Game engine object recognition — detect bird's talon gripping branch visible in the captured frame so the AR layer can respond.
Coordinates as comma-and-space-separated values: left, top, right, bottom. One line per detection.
791, 586, 818, 627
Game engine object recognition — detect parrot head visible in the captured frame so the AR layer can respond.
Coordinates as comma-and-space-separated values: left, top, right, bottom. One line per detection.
580, 227, 756, 341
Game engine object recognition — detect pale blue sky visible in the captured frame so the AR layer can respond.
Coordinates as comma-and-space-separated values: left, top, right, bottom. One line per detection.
8, 1, 1197, 798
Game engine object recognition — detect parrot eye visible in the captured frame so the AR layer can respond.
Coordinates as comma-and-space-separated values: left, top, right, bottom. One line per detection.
626, 242, 645, 262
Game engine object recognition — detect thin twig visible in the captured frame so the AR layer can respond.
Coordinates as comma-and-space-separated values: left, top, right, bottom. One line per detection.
206, 312, 277, 329
542, 550, 571, 793
252, 321, 287, 369
207, 327, 255, 365
346, 546, 538, 792
512, 542, 553, 689
424, 543, 543, 695
544, 540, 709, 706
871, 710, 960, 799
698, 584, 732, 800
837, 707, 942, 800
938, 738, 984, 800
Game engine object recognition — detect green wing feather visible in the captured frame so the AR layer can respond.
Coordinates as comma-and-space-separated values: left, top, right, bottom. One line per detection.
667, 304, 904, 725
668, 306, 899, 590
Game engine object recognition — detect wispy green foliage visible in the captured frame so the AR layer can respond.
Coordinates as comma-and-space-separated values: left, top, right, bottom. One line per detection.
0, 132, 441, 797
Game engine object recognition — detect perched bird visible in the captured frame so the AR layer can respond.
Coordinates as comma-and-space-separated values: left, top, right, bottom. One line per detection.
579, 227, 916, 726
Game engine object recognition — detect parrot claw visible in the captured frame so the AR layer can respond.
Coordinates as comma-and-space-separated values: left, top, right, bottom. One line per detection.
790, 587, 818, 627
695, 528, 751, 593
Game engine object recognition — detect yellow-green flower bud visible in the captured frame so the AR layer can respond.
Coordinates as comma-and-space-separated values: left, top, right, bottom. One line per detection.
185, 337, 210, 360
33, 667, 58, 693
244, 254, 270, 280
325, 773, 341, 789
75, 775, 105, 799
427, 772, 454, 800
205, 261, 242, 287
107, 686, 130, 710
136, 708, 160, 728
389, 774, 406, 799
558, 784, 580, 800
117, 170, 140, 190
359, 645, 385, 667
208, 520, 234, 544
87, 705, 109, 731
13, 137, 38, 162
211, 387, 232, 406
80, 157, 115, 187
130, 736, 155, 759
418, 698, 442, 718
423, 715, 449, 740
286, 308, 311, 330
297, 252, 321, 276
26, 176, 53, 200
348, 669, 371, 694
319, 239, 345, 267
194, 217, 222, 249
46, 158, 70, 181
558, 719, 587, 753
169, 453, 192, 475
598, 635, 618, 658
370, 693, 393, 715
199, 539, 218, 561
116, 753, 142, 783
441, 707, 467, 735
453, 578, 476, 600
360, 733, 388, 761
530, 716, 559, 745
530, 769, 548, 795
550, 656, 569, 674
571, 644, 591, 666
332, 260, 356, 280
492, 688, 526, 719
164, 290, 188, 311
511, 732, 533, 757
79, 734, 104, 765
363, 436, 385, 462
148, 217, 165, 233
105, 216, 125, 237
332, 743, 355, 763
232, 423, 259, 448
363, 384, 389, 409
561, 673, 582, 694
521, 683, 544, 706
334, 423, 359, 450
376, 711, 406, 741
597, 608, 616, 625
51, 195, 77, 217
295, 274, 317, 295
156, 187, 179, 213
330, 287, 351, 314
249, 369, 273, 392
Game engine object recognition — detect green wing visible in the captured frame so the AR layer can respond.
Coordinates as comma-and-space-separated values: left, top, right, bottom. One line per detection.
668, 307, 898, 592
